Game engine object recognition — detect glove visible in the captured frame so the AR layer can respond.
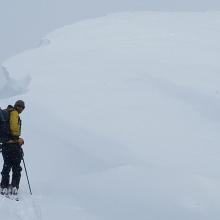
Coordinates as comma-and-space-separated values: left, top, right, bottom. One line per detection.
18, 138, 24, 146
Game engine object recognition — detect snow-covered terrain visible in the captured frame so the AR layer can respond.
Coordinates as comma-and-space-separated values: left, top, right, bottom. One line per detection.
0, 66, 30, 99
1, 11, 220, 219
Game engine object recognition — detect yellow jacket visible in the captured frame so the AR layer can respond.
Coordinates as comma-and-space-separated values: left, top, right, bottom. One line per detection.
10, 110, 21, 138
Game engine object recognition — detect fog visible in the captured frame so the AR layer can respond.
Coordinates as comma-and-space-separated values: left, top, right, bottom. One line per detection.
0, 0, 220, 63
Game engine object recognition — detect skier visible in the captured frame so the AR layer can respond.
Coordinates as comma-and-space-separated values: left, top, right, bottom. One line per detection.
0, 100, 25, 195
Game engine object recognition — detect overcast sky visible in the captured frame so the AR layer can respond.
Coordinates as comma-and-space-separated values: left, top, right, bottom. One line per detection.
0, 0, 220, 63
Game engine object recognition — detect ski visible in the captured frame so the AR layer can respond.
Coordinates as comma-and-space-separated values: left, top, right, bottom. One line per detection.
9, 193, 19, 201
0, 187, 20, 201
1, 193, 20, 201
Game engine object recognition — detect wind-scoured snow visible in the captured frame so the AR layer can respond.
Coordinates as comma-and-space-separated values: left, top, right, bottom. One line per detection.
0, 66, 31, 99
1, 11, 220, 220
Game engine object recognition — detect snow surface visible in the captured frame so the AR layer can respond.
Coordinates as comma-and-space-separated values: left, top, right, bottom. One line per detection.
1, 11, 220, 219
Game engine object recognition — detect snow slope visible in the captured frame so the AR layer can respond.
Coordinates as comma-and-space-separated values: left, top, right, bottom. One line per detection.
0, 66, 30, 99
1, 11, 220, 219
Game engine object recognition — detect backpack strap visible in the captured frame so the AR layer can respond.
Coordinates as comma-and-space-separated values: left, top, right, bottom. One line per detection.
0, 109, 5, 121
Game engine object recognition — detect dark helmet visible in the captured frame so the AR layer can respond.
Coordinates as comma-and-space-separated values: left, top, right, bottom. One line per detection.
14, 100, 25, 109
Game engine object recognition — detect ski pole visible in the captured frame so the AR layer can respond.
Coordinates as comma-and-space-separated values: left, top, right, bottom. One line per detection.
22, 152, 32, 195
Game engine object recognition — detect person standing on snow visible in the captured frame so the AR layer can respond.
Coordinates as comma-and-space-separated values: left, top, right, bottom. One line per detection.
0, 100, 25, 195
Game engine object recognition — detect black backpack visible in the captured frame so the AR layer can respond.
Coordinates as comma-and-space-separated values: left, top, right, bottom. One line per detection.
0, 108, 11, 143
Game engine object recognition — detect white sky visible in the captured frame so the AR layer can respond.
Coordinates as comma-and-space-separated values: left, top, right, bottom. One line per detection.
0, 0, 220, 63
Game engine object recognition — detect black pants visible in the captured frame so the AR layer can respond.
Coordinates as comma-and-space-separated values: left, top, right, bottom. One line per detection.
1, 143, 22, 189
